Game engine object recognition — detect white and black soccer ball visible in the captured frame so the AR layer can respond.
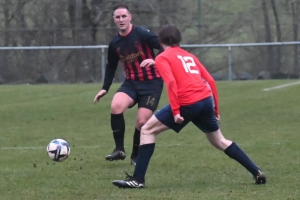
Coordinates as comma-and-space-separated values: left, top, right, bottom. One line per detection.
46, 139, 70, 162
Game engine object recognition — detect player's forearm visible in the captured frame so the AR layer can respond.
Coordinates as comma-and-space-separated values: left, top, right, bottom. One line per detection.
166, 81, 180, 116
102, 64, 117, 92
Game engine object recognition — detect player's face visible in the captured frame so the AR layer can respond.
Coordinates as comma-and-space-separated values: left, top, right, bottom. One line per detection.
113, 8, 132, 33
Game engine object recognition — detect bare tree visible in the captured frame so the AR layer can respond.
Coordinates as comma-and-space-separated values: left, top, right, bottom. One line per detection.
2, 0, 300, 83
261, 0, 276, 76
1, 0, 11, 81
271, 0, 282, 72
291, 0, 300, 75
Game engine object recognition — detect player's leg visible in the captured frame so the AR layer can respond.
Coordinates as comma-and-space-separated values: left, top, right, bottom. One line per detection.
112, 104, 189, 188
133, 114, 169, 181
132, 105, 191, 184
130, 107, 153, 165
130, 79, 163, 165
110, 92, 134, 149
112, 114, 168, 188
204, 129, 232, 150
205, 130, 266, 184
193, 97, 266, 184
105, 89, 135, 161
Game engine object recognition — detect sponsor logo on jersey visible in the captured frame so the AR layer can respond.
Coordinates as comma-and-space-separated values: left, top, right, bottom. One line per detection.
120, 51, 144, 62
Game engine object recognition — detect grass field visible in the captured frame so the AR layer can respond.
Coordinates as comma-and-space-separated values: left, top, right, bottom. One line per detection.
0, 80, 299, 200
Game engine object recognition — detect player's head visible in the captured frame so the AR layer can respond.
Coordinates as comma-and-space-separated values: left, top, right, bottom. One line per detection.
112, 4, 132, 34
158, 24, 182, 47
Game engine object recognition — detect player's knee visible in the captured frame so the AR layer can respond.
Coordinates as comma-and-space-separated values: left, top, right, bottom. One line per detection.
210, 138, 232, 151
136, 119, 147, 129
140, 122, 155, 136
111, 102, 126, 114
140, 125, 149, 136
220, 138, 232, 149
206, 129, 231, 150
140, 125, 156, 145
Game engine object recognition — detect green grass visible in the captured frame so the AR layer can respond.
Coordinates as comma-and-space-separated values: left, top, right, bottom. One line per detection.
0, 80, 300, 200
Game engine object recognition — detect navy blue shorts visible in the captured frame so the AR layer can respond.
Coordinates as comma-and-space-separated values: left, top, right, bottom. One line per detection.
117, 79, 163, 112
155, 96, 219, 133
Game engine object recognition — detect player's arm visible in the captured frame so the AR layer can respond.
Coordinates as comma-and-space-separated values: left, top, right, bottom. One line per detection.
139, 27, 162, 50
101, 44, 119, 92
138, 27, 163, 67
196, 59, 219, 116
155, 56, 181, 116
94, 44, 119, 103
101, 63, 118, 92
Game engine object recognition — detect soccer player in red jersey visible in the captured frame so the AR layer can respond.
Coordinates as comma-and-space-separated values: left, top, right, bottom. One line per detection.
93, 5, 163, 165
112, 24, 266, 188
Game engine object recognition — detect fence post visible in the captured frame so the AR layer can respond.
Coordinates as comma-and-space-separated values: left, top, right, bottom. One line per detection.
298, 44, 300, 76
228, 45, 232, 80
101, 47, 105, 83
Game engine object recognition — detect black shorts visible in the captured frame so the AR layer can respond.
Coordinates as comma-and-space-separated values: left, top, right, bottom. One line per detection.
155, 96, 219, 133
117, 79, 163, 112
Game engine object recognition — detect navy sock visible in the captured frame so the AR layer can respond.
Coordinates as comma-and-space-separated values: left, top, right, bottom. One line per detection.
224, 142, 259, 176
131, 128, 140, 158
133, 143, 155, 183
111, 113, 125, 151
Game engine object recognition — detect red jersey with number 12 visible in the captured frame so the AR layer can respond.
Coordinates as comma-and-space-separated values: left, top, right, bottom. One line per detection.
155, 46, 219, 116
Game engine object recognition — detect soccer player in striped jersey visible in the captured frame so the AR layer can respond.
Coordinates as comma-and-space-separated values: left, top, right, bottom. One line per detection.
112, 24, 266, 188
93, 5, 163, 165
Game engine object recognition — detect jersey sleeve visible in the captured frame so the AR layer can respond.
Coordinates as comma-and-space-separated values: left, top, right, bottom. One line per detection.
155, 55, 181, 116
102, 42, 119, 92
139, 27, 161, 50
195, 58, 219, 116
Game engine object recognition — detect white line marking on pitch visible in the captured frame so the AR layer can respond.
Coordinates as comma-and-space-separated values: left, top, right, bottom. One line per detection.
0, 146, 101, 150
0, 143, 282, 150
263, 81, 300, 91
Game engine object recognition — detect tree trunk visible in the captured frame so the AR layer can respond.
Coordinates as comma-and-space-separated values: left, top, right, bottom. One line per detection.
91, 0, 103, 81
261, 0, 275, 75
1, 0, 11, 82
270, 0, 281, 72
68, 0, 82, 82
17, 1, 35, 81
291, 1, 300, 76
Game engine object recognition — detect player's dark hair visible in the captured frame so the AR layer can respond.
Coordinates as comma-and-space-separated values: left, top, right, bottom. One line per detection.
158, 24, 181, 47
112, 4, 130, 16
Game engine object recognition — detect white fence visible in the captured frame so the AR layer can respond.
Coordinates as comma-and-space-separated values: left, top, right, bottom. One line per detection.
0, 41, 300, 83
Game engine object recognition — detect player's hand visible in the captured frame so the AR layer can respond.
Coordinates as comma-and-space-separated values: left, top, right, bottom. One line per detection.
216, 115, 220, 122
140, 59, 155, 68
174, 114, 184, 124
94, 90, 107, 104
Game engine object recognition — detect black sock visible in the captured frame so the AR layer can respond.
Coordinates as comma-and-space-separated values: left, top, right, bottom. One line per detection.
133, 143, 155, 183
111, 113, 125, 151
224, 142, 259, 176
131, 128, 140, 158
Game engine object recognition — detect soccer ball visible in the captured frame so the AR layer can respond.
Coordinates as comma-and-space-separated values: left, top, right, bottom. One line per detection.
46, 139, 70, 162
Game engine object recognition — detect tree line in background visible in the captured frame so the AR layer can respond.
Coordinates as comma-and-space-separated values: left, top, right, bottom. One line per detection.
0, 0, 299, 84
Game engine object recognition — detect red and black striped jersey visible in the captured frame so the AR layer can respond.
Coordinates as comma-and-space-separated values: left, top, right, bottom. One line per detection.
102, 26, 162, 91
